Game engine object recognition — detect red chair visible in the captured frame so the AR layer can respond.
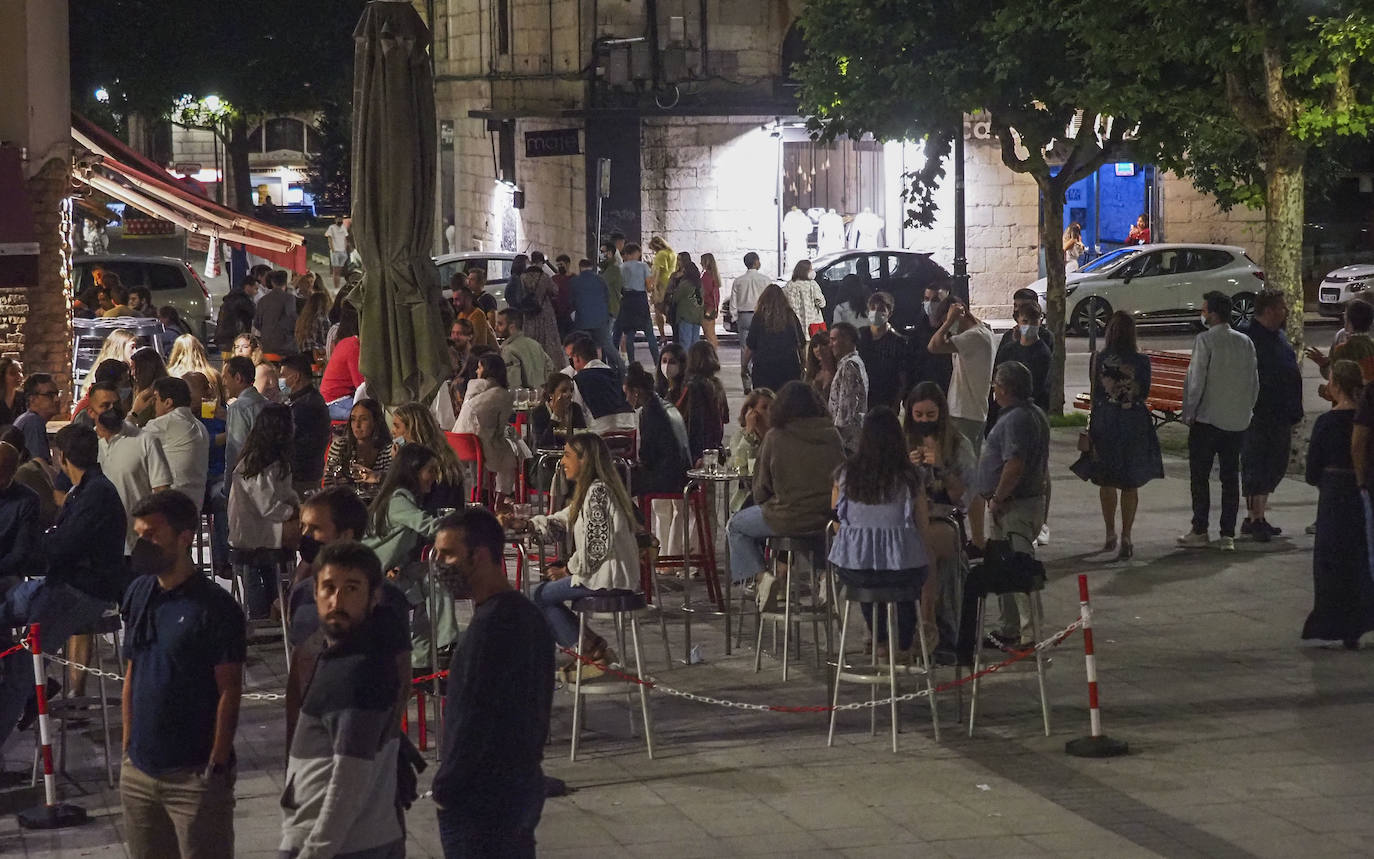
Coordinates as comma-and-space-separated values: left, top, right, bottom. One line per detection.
639, 487, 722, 610
445, 432, 485, 504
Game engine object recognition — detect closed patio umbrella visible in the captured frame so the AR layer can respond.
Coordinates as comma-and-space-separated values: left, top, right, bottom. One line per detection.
351, 0, 452, 406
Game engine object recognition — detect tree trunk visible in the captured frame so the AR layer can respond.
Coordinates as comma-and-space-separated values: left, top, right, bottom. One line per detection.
224, 117, 254, 214
1262, 136, 1307, 350
1039, 179, 1068, 415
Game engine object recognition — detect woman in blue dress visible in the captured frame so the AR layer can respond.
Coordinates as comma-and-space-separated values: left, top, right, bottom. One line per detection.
828, 407, 932, 662
1090, 312, 1164, 560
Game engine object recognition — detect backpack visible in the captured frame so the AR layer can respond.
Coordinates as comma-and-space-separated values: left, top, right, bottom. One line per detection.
504, 272, 542, 315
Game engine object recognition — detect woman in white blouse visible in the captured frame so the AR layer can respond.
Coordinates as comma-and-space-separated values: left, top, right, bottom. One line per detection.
519, 432, 641, 675
782, 259, 827, 335
452, 352, 517, 495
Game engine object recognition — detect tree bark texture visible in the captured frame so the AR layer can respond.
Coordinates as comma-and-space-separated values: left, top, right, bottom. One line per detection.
1039, 183, 1068, 415
1263, 137, 1307, 350
225, 117, 253, 214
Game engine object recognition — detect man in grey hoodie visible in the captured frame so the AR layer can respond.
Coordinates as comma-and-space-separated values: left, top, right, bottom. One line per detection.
279, 541, 404, 859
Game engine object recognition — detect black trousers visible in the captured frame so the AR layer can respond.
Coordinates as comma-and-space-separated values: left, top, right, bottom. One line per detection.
1188, 422, 1245, 537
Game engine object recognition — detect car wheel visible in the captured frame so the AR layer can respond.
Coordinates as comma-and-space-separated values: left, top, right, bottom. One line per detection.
1070, 297, 1111, 336
1230, 292, 1257, 327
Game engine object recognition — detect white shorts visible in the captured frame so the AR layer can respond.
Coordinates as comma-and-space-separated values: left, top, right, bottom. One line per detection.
330, 251, 348, 268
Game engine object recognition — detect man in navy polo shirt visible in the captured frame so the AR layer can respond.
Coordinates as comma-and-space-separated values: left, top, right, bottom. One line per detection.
120, 490, 245, 859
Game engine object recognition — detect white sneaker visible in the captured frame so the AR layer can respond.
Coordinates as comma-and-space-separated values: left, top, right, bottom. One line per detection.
1176, 531, 1210, 548
1036, 524, 1050, 546
755, 572, 779, 613
1217, 536, 1236, 551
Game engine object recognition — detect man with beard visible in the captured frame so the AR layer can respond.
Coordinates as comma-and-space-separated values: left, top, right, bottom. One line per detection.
279, 540, 405, 858
121, 490, 245, 858
430, 508, 554, 857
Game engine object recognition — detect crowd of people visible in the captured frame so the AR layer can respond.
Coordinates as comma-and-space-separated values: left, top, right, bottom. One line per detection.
0, 226, 1371, 857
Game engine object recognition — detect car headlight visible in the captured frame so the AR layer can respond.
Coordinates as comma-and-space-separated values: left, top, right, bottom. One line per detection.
1352, 282, 1368, 293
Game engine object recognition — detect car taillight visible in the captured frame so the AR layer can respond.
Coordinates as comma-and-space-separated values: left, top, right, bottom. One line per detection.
1252, 270, 1265, 281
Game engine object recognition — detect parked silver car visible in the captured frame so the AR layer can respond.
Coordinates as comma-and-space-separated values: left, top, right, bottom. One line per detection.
1028, 243, 1265, 334
432, 251, 558, 307
1317, 263, 1374, 318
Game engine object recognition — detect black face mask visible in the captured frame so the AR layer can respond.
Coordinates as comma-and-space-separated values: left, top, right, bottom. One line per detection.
432, 560, 472, 601
298, 534, 322, 565
130, 537, 174, 577
97, 405, 126, 432
910, 420, 940, 437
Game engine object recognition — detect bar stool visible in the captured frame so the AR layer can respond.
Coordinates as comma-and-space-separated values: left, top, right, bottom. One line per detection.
43, 612, 123, 788
964, 558, 1051, 737
753, 534, 830, 682
568, 590, 654, 761
827, 584, 939, 752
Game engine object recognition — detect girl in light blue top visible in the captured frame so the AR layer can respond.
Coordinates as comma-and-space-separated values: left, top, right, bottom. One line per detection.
828, 406, 932, 660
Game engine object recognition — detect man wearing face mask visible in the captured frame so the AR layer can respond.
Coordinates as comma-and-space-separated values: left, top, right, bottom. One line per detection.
279, 540, 405, 859
90, 382, 173, 552
120, 489, 245, 858
430, 508, 554, 857
912, 285, 953, 391
280, 354, 331, 497
987, 302, 1052, 429
0, 427, 122, 766
857, 291, 909, 410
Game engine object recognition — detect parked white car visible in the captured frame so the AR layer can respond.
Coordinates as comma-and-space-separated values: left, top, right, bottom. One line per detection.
1029, 243, 1266, 334
1317, 263, 1374, 318
432, 251, 558, 307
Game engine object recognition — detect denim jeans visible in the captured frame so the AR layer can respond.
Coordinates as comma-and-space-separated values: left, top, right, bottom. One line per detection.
677, 321, 701, 351
208, 477, 229, 569
531, 577, 599, 647
233, 557, 283, 620
726, 504, 779, 583
735, 311, 753, 388
0, 580, 111, 749
835, 567, 926, 650
578, 323, 625, 378
613, 293, 660, 365
1188, 421, 1244, 536
326, 395, 355, 420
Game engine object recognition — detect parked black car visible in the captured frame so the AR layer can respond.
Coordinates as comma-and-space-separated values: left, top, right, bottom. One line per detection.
722, 249, 951, 332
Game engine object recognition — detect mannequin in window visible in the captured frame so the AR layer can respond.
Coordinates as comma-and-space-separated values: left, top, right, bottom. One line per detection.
782, 206, 813, 271
851, 207, 883, 250
818, 208, 845, 256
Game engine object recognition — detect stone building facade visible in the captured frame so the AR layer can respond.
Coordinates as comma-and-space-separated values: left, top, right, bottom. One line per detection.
429, 0, 1267, 315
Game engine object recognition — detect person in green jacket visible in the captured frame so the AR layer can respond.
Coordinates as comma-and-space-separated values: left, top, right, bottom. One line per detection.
365, 443, 459, 670
599, 238, 623, 320
669, 254, 705, 350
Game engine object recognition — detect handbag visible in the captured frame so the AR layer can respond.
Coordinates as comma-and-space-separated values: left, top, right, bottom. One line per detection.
1070, 354, 1097, 482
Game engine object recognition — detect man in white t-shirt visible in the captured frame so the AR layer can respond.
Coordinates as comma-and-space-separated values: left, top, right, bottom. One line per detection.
729, 251, 772, 389
929, 296, 996, 549
324, 216, 350, 289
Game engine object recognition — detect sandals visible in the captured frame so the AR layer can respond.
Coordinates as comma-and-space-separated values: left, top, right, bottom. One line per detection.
1102, 535, 1118, 553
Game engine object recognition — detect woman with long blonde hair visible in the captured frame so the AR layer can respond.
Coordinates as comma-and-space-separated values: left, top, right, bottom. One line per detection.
523, 432, 641, 676
700, 252, 721, 347
390, 401, 466, 509
294, 273, 332, 361
166, 333, 221, 404
81, 328, 139, 389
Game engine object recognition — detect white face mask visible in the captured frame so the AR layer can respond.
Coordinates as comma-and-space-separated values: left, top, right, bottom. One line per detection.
278, 378, 289, 394
1200, 313, 1210, 327
661, 362, 681, 379
1019, 323, 1039, 340
923, 300, 937, 319
870, 310, 889, 327
806, 270, 816, 280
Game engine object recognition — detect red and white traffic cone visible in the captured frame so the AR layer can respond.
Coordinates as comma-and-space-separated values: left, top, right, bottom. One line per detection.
17, 623, 89, 829
1065, 575, 1129, 758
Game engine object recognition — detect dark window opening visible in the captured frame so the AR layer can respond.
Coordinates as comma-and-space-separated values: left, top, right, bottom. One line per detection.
497, 0, 511, 55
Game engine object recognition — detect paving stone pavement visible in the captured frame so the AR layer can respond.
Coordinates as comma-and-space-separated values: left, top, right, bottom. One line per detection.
3, 345, 1371, 857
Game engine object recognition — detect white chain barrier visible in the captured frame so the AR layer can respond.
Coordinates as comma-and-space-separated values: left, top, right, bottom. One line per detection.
39, 652, 287, 702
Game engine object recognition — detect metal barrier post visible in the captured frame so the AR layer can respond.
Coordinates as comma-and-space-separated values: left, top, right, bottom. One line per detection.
17, 624, 89, 829
1065, 575, 1129, 758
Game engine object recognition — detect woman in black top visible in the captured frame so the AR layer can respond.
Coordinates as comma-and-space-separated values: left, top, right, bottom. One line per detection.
743, 284, 805, 394
1302, 360, 1374, 648
529, 373, 586, 450
655, 343, 687, 405
679, 341, 729, 463
623, 363, 690, 498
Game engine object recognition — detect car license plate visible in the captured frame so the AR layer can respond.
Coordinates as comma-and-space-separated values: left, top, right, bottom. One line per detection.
1320, 287, 1341, 303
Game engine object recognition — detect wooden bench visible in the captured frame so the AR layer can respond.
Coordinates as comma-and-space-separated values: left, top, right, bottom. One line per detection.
1073, 350, 1190, 427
